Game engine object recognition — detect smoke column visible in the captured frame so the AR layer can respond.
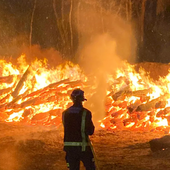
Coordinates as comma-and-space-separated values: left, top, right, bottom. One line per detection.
74, 0, 136, 127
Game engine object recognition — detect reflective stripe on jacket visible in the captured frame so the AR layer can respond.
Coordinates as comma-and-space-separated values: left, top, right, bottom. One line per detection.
64, 109, 88, 151
62, 104, 95, 152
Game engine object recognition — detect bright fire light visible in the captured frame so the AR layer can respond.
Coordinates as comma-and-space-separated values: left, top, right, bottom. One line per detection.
0, 54, 170, 133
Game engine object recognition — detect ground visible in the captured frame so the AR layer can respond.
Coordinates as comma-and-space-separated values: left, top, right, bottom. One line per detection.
0, 122, 169, 170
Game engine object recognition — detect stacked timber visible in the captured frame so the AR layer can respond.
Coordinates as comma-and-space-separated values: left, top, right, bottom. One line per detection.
0, 67, 86, 127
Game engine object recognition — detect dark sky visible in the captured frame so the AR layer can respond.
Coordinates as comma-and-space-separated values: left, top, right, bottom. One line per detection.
0, 0, 170, 63
0, 0, 69, 54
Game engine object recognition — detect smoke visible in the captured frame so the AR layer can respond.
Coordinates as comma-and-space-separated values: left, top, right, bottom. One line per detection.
0, 124, 60, 170
74, 0, 137, 126
0, 149, 19, 170
20, 45, 64, 68
78, 34, 124, 124
0, 44, 64, 69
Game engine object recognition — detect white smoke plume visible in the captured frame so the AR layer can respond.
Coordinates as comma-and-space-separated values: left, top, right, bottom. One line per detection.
74, 0, 136, 127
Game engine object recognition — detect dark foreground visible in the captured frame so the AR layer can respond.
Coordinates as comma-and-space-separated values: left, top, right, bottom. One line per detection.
0, 122, 169, 170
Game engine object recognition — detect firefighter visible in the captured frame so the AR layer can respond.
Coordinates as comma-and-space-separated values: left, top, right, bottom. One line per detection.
62, 88, 96, 170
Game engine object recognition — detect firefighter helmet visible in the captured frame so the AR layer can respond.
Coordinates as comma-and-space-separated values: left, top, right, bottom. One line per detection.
70, 88, 87, 102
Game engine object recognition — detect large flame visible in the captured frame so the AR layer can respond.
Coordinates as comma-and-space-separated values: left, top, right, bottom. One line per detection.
1, 55, 170, 133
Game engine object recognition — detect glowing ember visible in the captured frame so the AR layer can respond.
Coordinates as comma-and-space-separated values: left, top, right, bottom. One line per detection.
1, 55, 170, 133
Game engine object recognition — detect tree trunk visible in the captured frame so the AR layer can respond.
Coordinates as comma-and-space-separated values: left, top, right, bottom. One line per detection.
100, 0, 105, 33
53, 0, 65, 48
141, 0, 147, 42
126, 0, 129, 21
69, 0, 73, 56
29, 0, 37, 50
77, 0, 81, 46
129, 0, 132, 21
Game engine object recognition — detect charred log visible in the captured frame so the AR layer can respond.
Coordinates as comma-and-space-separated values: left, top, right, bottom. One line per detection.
112, 86, 130, 101
149, 135, 170, 152
155, 101, 167, 109
126, 88, 152, 97
22, 108, 34, 117
136, 96, 165, 112
127, 100, 141, 113
112, 88, 151, 101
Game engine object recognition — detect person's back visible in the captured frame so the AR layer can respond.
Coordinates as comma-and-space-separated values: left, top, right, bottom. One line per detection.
62, 88, 95, 170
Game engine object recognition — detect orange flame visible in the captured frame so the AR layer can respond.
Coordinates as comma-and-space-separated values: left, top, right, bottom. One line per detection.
0, 55, 170, 133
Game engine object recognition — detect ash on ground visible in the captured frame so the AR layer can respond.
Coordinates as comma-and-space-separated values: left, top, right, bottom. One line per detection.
0, 122, 169, 170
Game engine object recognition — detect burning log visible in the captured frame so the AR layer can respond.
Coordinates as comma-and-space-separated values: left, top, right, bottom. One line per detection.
22, 108, 62, 125
112, 86, 130, 101
0, 112, 9, 120
46, 93, 68, 102
22, 108, 62, 123
155, 101, 167, 109
20, 98, 37, 108
31, 112, 50, 123
126, 88, 152, 97
0, 94, 10, 104
123, 114, 138, 126
156, 110, 164, 117
112, 87, 151, 101
46, 78, 70, 89
127, 100, 141, 113
111, 109, 126, 118
123, 118, 134, 127
65, 80, 83, 87
0, 104, 7, 112
0, 86, 13, 96
5, 108, 22, 115
21, 92, 69, 108
146, 106, 169, 118
30, 109, 62, 124
117, 101, 128, 108
136, 96, 165, 112
23, 78, 70, 99
165, 116, 170, 125
5, 103, 21, 111
0, 75, 14, 84
163, 107, 170, 116
34, 96, 52, 105
12, 66, 32, 98
46, 95, 57, 102
137, 111, 148, 120
7, 89, 30, 107
22, 108, 34, 117
17, 79, 77, 108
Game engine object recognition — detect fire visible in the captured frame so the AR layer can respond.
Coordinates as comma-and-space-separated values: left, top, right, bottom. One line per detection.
1, 54, 170, 133
102, 62, 170, 133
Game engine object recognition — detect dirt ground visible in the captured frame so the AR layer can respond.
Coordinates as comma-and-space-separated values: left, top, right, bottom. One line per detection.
0, 122, 169, 170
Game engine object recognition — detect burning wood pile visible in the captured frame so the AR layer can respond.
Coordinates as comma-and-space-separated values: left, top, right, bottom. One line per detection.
101, 63, 170, 133
1, 55, 170, 133
0, 55, 87, 127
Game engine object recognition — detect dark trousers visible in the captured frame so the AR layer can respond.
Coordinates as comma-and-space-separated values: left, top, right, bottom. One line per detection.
65, 146, 96, 170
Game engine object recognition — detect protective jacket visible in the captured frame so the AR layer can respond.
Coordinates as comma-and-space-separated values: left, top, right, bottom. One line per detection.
62, 103, 95, 151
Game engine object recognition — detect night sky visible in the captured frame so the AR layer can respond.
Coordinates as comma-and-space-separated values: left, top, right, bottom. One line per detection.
0, 0, 62, 49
